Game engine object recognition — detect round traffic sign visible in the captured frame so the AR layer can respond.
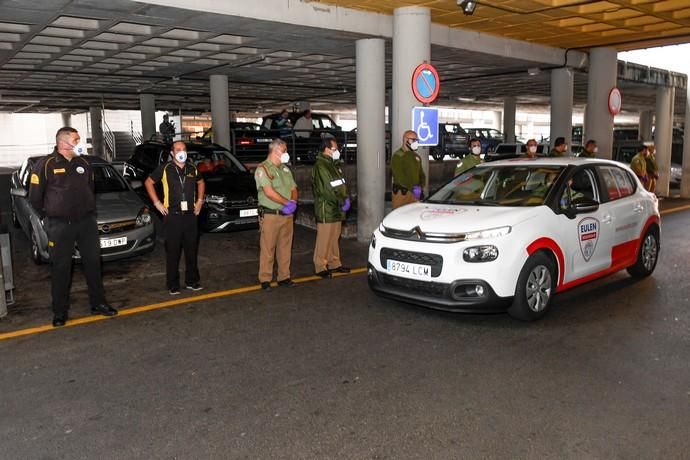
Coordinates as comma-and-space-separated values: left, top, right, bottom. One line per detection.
608, 87, 622, 116
412, 63, 440, 104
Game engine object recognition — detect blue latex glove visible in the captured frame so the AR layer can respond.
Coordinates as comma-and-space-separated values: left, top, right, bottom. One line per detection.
341, 197, 351, 212
412, 185, 422, 200
281, 200, 297, 215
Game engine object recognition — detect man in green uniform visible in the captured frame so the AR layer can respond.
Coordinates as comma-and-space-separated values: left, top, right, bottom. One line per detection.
580, 139, 597, 158
523, 139, 539, 158
255, 139, 299, 291
550, 137, 568, 157
391, 130, 426, 209
645, 143, 658, 193
454, 138, 483, 176
311, 136, 351, 279
630, 143, 649, 189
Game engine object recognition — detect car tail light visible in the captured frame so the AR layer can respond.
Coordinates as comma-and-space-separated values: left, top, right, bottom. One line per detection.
239, 138, 255, 146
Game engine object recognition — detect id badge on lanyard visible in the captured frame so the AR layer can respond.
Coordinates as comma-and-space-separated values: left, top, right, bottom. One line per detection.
177, 165, 188, 211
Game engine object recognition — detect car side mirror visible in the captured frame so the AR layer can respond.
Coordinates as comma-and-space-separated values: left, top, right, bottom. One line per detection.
10, 187, 28, 198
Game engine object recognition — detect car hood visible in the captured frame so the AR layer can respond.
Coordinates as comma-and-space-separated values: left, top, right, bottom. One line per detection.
381, 202, 538, 234
95, 190, 145, 223
203, 172, 256, 200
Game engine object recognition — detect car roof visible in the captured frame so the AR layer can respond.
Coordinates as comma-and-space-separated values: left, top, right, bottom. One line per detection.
483, 157, 624, 167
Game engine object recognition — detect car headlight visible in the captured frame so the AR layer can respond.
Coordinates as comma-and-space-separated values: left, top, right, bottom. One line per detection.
464, 226, 511, 240
463, 245, 499, 262
378, 222, 386, 233
136, 207, 152, 227
205, 194, 226, 205
370, 233, 376, 249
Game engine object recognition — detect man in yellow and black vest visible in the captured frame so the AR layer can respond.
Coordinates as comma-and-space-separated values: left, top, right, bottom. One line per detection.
145, 141, 205, 295
29, 127, 118, 327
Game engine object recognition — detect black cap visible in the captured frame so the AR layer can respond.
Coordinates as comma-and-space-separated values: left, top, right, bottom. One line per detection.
554, 137, 566, 147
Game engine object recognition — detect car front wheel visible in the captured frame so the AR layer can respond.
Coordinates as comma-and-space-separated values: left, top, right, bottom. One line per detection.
627, 226, 660, 278
508, 252, 556, 321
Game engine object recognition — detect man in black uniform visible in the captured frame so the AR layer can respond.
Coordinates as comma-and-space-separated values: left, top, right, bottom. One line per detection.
145, 141, 205, 295
29, 127, 118, 327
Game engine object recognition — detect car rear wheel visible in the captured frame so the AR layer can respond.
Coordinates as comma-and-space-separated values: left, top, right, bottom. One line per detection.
31, 230, 46, 265
508, 252, 556, 321
627, 226, 659, 278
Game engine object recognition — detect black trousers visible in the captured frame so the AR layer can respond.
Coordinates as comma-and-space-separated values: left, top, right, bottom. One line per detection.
164, 213, 200, 289
46, 214, 106, 317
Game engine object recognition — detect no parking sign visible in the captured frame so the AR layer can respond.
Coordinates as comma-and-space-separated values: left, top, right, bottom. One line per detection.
411, 63, 440, 104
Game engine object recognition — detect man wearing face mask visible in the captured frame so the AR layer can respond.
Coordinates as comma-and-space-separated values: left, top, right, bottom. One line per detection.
549, 137, 568, 157
454, 138, 483, 176
311, 136, 351, 279
255, 139, 299, 291
391, 130, 426, 209
145, 141, 205, 295
580, 139, 597, 158
29, 127, 118, 327
524, 139, 539, 159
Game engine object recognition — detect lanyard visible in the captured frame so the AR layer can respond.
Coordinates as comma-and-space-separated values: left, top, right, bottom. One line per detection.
175, 164, 187, 201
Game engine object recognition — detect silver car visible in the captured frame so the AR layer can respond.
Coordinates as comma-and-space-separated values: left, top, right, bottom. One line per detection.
10, 155, 155, 264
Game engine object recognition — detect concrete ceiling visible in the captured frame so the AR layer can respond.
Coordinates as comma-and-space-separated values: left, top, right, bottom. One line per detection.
0, 0, 686, 117
313, 0, 690, 50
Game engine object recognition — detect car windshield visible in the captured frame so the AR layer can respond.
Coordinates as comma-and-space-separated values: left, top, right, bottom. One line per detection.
94, 165, 129, 193
428, 164, 565, 207
188, 147, 247, 175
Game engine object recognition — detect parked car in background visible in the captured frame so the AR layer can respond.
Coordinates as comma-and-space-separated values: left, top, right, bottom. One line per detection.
201, 122, 274, 164
124, 141, 259, 232
10, 155, 155, 264
485, 143, 549, 161
429, 123, 471, 161
466, 128, 504, 153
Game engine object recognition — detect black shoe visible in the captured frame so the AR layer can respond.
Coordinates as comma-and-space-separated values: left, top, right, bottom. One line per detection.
52, 315, 68, 327
261, 282, 272, 292
278, 278, 296, 287
91, 304, 118, 317
331, 266, 351, 274
169, 288, 181, 296
186, 283, 203, 291
316, 270, 332, 279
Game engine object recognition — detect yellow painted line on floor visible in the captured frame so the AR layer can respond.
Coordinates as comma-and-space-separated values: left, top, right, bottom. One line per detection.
661, 203, 690, 216
0, 267, 368, 342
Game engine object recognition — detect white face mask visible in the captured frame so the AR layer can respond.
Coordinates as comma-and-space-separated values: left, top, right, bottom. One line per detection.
471, 146, 481, 155
528, 145, 537, 154
174, 151, 187, 163
593, 147, 598, 153
409, 141, 419, 151
280, 152, 290, 164
331, 149, 341, 161
71, 141, 87, 156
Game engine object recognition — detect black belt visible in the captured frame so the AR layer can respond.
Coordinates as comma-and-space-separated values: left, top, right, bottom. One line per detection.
168, 211, 194, 216
392, 184, 409, 194
258, 206, 288, 216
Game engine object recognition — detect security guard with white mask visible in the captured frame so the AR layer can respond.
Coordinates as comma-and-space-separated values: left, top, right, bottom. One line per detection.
145, 141, 205, 295
255, 139, 299, 291
29, 127, 118, 327
454, 138, 483, 176
311, 136, 351, 278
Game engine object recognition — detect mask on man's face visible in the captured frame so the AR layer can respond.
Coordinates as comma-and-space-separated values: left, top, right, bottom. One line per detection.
528, 145, 537, 154
71, 141, 87, 156
593, 147, 598, 153
331, 149, 341, 161
174, 150, 187, 163
280, 152, 290, 164
408, 140, 419, 151
471, 145, 481, 155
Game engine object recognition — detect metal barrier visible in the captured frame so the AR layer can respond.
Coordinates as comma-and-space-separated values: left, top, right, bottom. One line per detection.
0, 229, 15, 318
103, 119, 117, 163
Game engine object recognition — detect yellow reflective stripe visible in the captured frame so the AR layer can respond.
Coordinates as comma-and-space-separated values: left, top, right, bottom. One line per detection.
162, 164, 169, 208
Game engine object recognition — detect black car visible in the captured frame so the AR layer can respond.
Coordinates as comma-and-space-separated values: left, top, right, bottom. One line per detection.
123, 141, 259, 232
200, 122, 274, 164
429, 123, 471, 161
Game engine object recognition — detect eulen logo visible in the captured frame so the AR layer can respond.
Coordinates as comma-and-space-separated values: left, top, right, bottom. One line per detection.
578, 217, 599, 262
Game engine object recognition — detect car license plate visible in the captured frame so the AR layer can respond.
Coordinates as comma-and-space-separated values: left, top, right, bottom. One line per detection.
100, 237, 127, 249
240, 208, 258, 217
257, 138, 272, 143
386, 259, 432, 280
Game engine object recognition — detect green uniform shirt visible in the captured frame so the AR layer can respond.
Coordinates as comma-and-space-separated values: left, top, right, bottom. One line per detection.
630, 153, 647, 178
645, 154, 658, 176
391, 148, 425, 189
579, 149, 595, 158
454, 154, 481, 177
312, 153, 348, 223
550, 148, 565, 157
254, 159, 297, 210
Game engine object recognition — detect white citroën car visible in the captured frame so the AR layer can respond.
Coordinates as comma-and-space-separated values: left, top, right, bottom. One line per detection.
368, 157, 661, 321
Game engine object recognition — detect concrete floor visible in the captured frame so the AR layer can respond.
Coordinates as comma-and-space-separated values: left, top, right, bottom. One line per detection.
1, 204, 689, 459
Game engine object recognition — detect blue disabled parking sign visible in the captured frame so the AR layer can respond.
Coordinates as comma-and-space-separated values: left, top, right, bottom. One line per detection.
411, 107, 439, 147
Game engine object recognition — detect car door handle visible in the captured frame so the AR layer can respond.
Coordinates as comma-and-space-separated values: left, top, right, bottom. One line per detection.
601, 214, 612, 224
633, 204, 644, 213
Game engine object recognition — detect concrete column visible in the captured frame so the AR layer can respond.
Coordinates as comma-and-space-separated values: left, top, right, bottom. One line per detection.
61, 112, 71, 127
210, 75, 230, 149
654, 86, 675, 197
492, 111, 502, 131
356, 38, 386, 243
585, 47, 617, 159
503, 97, 516, 143
682, 83, 690, 199
139, 93, 156, 141
89, 106, 104, 159
392, 6, 430, 189
550, 67, 574, 149
639, 110, 653, 141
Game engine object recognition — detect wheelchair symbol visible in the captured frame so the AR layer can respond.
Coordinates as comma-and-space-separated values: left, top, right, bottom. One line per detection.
416, 111, 433, 142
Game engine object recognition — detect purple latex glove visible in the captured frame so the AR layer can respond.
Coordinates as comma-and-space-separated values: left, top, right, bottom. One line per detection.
412, 185, 422, 200
281, 199, 297, 215
341, 197, 351, 212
